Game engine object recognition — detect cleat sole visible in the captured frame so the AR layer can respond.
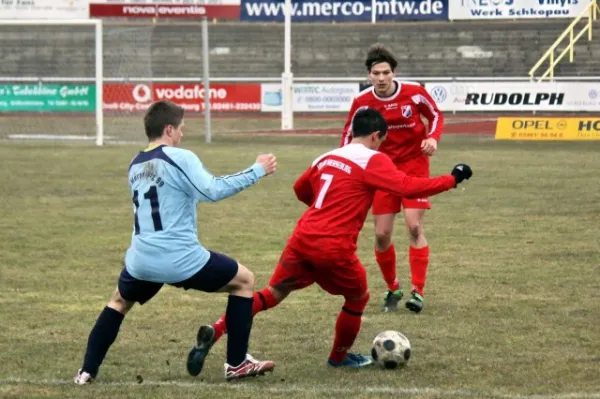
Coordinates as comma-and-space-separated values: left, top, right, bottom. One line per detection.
186, 326, 215, 377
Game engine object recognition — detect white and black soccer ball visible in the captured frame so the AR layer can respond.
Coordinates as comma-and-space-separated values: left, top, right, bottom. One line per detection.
371, 330, 411, 369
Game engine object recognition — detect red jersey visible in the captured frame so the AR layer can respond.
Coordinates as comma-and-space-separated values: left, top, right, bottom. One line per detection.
340, 82, 443, 164
289, 143, 455, 256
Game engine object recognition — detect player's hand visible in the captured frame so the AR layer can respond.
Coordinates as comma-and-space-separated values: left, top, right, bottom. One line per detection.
256, 153, 277, 176
451, 164, 472, 186
421, 138, 438, 156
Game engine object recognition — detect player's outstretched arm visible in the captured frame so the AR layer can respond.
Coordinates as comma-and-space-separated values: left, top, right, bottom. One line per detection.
365, 153, 472, 199
184, 152, 277, 203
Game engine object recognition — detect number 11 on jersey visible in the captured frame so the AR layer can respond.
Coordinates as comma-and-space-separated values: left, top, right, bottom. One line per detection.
315, 173, 333, 209
133, 185, 163, 234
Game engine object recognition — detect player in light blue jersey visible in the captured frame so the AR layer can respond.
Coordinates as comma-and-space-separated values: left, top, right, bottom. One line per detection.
75, 100, 277, 384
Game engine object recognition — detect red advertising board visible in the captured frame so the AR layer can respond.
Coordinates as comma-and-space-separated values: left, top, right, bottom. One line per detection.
103, 83, 261, 113
89, 3, 240, 19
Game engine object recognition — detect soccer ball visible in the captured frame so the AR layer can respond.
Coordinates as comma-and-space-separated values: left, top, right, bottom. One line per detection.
371, 330, 411, 369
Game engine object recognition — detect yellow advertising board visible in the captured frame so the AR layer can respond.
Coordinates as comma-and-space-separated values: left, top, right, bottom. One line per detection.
495, 117, 600, 140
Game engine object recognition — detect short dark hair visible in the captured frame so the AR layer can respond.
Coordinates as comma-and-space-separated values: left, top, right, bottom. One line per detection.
365, 44, 398, 72
352, 108, 387, 139
144, 100, 185, 140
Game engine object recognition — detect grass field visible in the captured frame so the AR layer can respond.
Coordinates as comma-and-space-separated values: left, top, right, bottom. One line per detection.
0, 113, 496, 142
1, 132, 599, 399
0, 114, 349, 142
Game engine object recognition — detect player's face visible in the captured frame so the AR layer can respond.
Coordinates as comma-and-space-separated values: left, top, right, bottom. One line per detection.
368, 62, 395, 96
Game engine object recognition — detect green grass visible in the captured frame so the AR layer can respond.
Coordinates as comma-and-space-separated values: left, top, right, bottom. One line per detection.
0, 115, 347, 141
1, 133, 599, 399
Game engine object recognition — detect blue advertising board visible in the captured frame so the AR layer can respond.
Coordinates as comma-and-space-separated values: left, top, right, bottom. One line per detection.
241, 0, 448, 22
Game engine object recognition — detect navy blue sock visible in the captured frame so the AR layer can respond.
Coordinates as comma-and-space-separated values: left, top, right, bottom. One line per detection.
81, 306, 125, 377
225, 295, 253, 367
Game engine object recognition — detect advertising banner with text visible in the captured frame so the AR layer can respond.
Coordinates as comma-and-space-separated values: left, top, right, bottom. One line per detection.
91, 0, 240, 3
261, 83, 359, 112
241, 0, 448, 22
0, 0, 88, 19
496, 117, 600, 140
89, 3, 241, 18
449, 0, 588, 20
0, 84, 95, 112
0, 0, 241, 19
424, 81, 600, 111
103, 83, 261, 112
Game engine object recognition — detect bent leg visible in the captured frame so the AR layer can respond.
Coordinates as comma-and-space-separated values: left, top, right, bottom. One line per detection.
403, 207, 429, 296
208, 254, 255, 368
401, 155, 432, 305
78, 267, 157, 381
374, 213, 400, 292
329, 291, 370, 365
373, 189, 402, 293
213, 246, 313, 342
172, 250, 255, 370
312, 256, 373, 367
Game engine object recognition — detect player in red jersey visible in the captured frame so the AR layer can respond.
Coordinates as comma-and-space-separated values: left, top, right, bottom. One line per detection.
184, 109, 472, 371
340, 44, 445, 314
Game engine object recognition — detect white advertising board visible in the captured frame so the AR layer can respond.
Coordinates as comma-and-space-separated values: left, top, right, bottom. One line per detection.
449, 0, 589, 20
261, 83, 359, 112
0, 0, 88, 19
425, 81, 600, 111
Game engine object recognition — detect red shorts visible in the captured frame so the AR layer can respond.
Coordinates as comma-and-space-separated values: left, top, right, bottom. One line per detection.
268, 244, 368, 299
372, 154, 431, 215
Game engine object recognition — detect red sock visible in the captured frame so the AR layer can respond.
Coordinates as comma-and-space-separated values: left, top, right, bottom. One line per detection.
329, 294, 369, 363
409, 245, 429, 296
212, 287, 280, 342
212, 314, 227, 342
374, 244, 400, 291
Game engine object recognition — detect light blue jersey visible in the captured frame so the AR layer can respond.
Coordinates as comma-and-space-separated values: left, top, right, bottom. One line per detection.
124, 144, 265, 283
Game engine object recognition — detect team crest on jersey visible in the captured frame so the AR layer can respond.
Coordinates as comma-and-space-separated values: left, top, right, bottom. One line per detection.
401, 105, 412, 118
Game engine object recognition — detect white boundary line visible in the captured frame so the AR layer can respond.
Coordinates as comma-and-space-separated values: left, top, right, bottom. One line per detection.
1, 136, 143, 145
7, 134, 107, 141
1, 378, 599, 399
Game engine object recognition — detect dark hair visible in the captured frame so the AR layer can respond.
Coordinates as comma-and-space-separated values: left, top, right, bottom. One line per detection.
365, 44, 398, 72
352, 108, 387, 139
144, 100, 185, 140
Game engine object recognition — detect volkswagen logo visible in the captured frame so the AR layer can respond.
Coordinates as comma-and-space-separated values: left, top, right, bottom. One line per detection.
430, 86, 447, 103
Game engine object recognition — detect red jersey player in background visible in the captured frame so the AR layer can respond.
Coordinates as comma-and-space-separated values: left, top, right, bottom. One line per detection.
340, 44, 444, 314
186, 109, 472, 371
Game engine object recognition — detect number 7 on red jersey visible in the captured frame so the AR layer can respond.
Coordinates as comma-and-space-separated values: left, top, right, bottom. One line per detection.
314, 173, 333, 209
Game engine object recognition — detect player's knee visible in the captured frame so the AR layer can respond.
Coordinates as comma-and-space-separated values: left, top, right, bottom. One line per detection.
375, 223, 393, 239
234, 264, 255, 291
406, 222, 422, 241
343, 291, 370, 314
375, 228, 392, 249
107, 288, 133, 314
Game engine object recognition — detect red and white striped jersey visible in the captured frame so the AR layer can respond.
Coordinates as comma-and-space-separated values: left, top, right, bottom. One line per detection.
340, 82, 443, 164
289, 143, 455, 256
